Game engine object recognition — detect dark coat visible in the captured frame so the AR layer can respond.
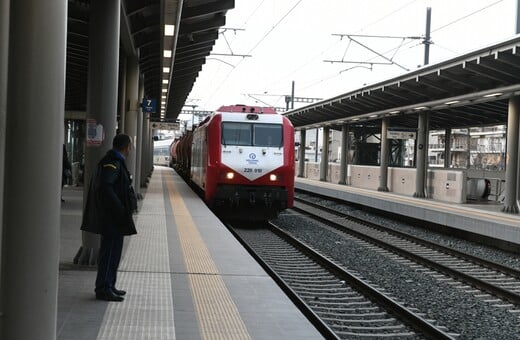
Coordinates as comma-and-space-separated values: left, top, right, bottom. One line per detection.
81, 150, 137, 236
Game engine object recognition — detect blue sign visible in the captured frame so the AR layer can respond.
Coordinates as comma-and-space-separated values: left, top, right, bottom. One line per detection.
142, 98, 157, 113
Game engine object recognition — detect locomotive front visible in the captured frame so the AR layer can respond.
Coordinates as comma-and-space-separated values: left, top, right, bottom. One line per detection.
202, 107, 294, 220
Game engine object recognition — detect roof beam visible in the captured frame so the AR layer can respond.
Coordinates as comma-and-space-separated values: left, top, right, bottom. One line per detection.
181, 0, 234, 19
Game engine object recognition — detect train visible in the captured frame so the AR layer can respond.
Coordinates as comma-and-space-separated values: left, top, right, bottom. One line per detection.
153, 138, 173, 166
172, 104, 295, 220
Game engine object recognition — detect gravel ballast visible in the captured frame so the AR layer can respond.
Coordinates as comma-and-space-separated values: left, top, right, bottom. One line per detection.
275, 211, 520, 339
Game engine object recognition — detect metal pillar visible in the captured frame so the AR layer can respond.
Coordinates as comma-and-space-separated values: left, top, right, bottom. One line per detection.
2, 1, 67, 338
118, 56, 127, 133
141, 112, 152, 188
298, 129, 306, 177
0, 0, 10, 330
414, 112, 428, 198
291, 81, 295, 109
444, 128, 451, 168
320, 127, 330, 181
314, 128, 319, 162
140, 113, 148, 188
516, 0, 520, 34
503, 97, 520, 213
339, 124, 349, 185
378, 118, 390, 192
424, 7, 432, 66
134, 76, 144, 197
124, 57, 139, 180
76, 0, 121, 265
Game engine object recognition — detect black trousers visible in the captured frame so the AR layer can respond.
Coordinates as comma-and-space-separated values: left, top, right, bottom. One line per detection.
95, 234, 124, 293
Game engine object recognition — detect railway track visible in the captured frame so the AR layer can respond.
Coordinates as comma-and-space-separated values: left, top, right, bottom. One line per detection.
292, 196, 520, 308
230, 222, 455, 339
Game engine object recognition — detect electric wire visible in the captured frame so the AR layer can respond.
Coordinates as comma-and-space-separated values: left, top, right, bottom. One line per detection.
299, 0, 506, 92
264, 0, 419, 93
202, 0, 304, 109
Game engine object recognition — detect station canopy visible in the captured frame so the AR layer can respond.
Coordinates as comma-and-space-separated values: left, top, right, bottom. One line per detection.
66, 0, 233, 122
284, 35, 520, 131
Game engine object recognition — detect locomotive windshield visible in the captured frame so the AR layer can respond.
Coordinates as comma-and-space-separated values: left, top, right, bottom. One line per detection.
222, 123, 283, 147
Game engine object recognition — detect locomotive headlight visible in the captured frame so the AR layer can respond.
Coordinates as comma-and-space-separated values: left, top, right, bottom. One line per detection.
226, 172, 235, 180
269, 174, 277, 181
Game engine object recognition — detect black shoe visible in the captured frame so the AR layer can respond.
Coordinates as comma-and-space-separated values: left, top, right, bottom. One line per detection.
96, 291, 124, 302
113, 288, 126, 296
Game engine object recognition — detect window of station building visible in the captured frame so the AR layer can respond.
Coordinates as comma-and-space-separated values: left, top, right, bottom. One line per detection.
253, 124, 282, 147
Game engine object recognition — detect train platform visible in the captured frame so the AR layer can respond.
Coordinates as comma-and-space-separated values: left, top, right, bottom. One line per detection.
57, 167, 323, 340
295, 177, 520, 248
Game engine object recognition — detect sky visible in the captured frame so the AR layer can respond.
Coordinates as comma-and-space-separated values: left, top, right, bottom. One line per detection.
180, 0, 518, 121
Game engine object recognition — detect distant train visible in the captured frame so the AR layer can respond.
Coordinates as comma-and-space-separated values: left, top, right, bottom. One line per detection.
153, 138, 173, 166
172, 104, 295, 220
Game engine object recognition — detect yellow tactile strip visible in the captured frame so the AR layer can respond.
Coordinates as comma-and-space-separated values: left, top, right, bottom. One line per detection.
165, 175, 252, 340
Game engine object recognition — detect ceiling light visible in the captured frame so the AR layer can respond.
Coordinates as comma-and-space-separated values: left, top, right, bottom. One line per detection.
483, 92, 503, 98
163, 67, 170, 73
352, 118, 359, 121
445, 100, 460, 105
414, 106, 427, 110
162, 79, 168, 84
163, 50, 172, 58
162, 89, 167, 92
164, 25, 175, 36
369, 114, 378, 118
389, 110, 400, 114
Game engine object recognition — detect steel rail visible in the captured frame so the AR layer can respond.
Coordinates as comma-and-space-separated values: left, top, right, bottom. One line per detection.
292, 198, 520, 306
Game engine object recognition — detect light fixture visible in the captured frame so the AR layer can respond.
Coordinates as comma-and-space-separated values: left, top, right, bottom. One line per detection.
163, 67, 170, 73
389, 110, 400, 114
369, 114, 378, 118
269, 174, 277, 181
414, 106, 427, 110
163, 50, 172, 58
226, 172, 234, 180
444, 100, 460, 105
162, 88, 167, 93
164, 24, 175, 36
483, 92, 503, 98
162, 79, 168, 84
352, 118, 359, 121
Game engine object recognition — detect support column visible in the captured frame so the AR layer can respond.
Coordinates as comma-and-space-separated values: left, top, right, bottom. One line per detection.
0, 0, 10, 329
2, 1, 67, 338
134, 76, 144, 197
503, 97, 520, 213
320, 127, 330, 181
314, 128, 319, 162
378, 118, 390, 192
76, 0, 121, 265
298, 129, 306, 177
124, 57, 139, 180
414, 112, 428, 198
118, 56, 127, 133
444, 128, 451, 168
339, 124, 349, 185
141, 112, 151, 187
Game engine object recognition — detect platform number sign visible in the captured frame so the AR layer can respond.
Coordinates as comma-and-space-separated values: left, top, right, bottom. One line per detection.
142, 98, 157, 113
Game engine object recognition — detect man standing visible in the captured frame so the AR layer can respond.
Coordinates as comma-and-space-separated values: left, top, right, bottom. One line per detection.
81, 134, 138, 301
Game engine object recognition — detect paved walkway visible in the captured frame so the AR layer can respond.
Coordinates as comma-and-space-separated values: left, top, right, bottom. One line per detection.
57, 171, 176, 339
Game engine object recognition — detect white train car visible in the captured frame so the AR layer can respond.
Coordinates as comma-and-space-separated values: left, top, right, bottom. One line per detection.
153, 139, 173, 166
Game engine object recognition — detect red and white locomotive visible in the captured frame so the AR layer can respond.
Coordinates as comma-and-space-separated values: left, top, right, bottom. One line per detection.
176, 104, 294, 220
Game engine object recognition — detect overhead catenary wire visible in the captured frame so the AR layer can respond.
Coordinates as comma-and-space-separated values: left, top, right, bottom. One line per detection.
264, 0, 419, 93
202, 0, 303, 109
300, 0, 506, 93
